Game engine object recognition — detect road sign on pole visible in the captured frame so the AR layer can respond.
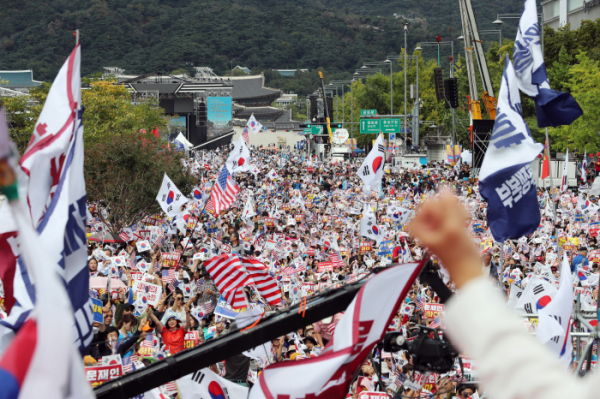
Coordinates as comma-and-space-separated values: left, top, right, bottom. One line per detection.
311, 125, 324, 135
381, 119, 401, 133
360, 119, 381, 134
360, 109, 378, 116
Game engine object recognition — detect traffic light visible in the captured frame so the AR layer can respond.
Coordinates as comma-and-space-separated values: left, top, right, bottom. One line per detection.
299, 123, 311, 128
444, 78, 459, 109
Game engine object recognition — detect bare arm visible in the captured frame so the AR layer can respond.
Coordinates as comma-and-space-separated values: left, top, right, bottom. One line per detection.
148, 309, 164, 333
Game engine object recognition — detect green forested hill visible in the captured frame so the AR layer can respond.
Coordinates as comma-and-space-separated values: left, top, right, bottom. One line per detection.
0, 0, 524, 82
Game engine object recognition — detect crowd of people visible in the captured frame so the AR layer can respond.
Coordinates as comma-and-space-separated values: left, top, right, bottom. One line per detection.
32, 141, 596, 398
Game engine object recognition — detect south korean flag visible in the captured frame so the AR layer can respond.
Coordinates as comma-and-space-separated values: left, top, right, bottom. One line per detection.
357, 134, 385, 194
156, 173, 188, 217
387, 205, 412, 224
479, 56, 544, 242
225, 136, 251, 174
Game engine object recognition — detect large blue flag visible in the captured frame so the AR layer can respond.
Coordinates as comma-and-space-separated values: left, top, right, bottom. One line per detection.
513, 0, 582, 127
479, 56, 544, 242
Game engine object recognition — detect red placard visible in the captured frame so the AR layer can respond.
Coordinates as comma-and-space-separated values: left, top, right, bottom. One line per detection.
184, 331, 200, 349
307, 167, 314, 173
318, 261, 333, 272
295, 214, 304, 222
307, 247, 315, 256
360, 242, 373, 254
161, 252, 181, 268
85, 364, 123, 387
265, 218, 276, 227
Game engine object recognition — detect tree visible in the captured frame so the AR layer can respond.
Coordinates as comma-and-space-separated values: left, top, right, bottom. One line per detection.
549, 52, 600, 154
547, 46, 573, 93
2, 82, 50, 154
81, 80, 169, 147
84, 132, 197, 234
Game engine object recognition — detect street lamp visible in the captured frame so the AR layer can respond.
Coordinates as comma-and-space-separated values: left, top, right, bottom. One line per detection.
480, 29, 502, 46
364, 60, 394, 114
415, 41, 454, 71
330, 79, 356, 141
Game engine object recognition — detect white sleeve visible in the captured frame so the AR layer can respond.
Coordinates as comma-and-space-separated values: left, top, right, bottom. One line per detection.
443, 276, 600, 399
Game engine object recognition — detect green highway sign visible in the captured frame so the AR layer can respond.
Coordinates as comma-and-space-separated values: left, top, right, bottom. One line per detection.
381, 118, 401, 133
303, 127, 312, 134
360, 119, 381, 134
360, 109, 378, 116
312, 125, 324, 135
360, 118, 402, 134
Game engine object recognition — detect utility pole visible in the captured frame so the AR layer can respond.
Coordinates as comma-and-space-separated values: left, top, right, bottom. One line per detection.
404, 23, 409, 152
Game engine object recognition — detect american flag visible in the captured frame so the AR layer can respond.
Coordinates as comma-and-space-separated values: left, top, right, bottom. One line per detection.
282, 264, 306, 275
210, 166, 240, 214
414, 297, 424, 312
205, 198, 215, 213
202, 301, 215, 314
241, 257, 282, 306
327, 321, 336, 336
122, 357, 133, 373
142, 334, 155, 348
330, 252, 344, 268
164, 382, 178, 394
168, 280, 180, 292
345, 274, 358, 284
162, 269, 177, 283
450, 373, 467, 383
428, 316, 441, 329
253, 233, 264, 247
242, 126, 250, 143
204, 254, 251, 309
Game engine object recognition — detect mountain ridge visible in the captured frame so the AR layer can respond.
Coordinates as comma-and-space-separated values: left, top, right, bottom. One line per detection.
0, 0, 524, 81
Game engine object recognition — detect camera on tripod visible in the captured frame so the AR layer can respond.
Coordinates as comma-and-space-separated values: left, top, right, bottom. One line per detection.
383, 326, 459, 373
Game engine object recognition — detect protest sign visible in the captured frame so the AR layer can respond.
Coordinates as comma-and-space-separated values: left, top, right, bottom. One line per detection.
91, 298, 104, 323
423, 303, 445, 319
85, 364, 123, 387
360, 242, 373, 254
295, 214, 304, 222
184, 331, 200, 349
132, 280, 163, 308
265, 218, 276, 227
186, 217, 198, 230
161, 252, 181, 268
318, 262, 333, 273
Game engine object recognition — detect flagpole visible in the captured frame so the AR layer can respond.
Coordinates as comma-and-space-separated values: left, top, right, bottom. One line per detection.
543, 128, 562, 262
174, 192, 212, 268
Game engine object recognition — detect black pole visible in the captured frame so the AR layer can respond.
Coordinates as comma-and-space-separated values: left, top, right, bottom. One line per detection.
94, 277, 368, 399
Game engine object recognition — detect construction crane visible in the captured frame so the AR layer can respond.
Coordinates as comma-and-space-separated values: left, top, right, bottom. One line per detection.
318, 71, 334, 143
458, 0, 497, 121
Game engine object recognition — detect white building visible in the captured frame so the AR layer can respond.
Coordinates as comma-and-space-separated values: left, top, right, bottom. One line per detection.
542, 0, 600, 30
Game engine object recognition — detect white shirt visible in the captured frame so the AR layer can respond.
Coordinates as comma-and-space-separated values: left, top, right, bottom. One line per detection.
445, 276, 600, 399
